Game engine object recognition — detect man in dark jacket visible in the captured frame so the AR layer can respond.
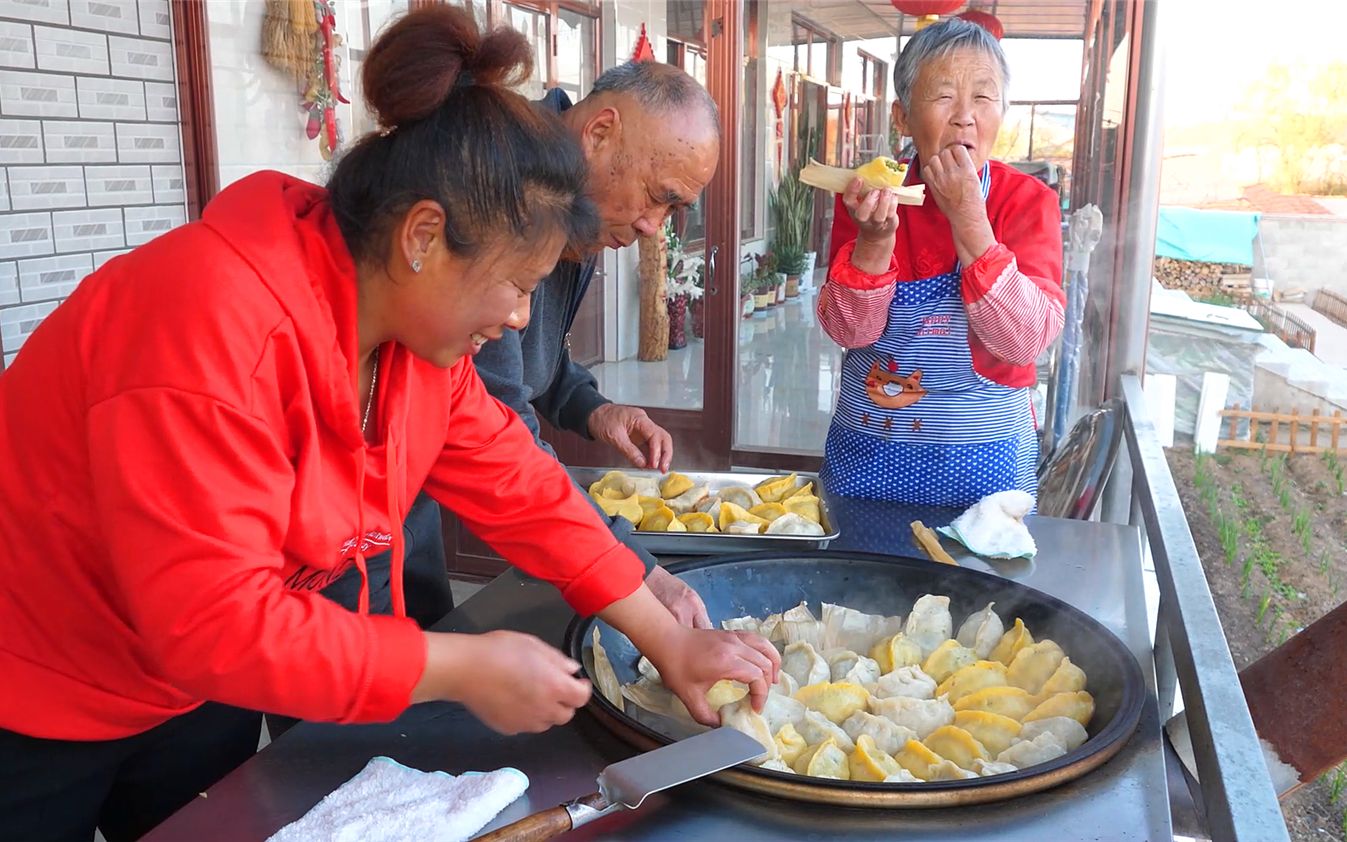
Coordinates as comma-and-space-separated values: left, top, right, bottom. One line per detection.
472, 62, 721, 627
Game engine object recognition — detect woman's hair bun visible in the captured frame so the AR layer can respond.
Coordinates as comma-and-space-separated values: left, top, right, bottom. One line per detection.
361, 5, 533, 130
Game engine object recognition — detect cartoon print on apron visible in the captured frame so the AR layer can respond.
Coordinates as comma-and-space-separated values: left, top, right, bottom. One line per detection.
821, 164, 1038, 507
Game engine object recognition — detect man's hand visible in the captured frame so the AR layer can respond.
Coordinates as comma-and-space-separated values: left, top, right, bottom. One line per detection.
587, 404, 673, 472
645, 566, 712, 629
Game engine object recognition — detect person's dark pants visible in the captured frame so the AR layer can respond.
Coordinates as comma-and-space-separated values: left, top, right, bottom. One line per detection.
266, 492, 450, 740
0, 703, 261, 842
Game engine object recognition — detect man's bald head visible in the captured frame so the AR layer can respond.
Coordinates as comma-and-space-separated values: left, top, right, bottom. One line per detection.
589, 61, 720, 134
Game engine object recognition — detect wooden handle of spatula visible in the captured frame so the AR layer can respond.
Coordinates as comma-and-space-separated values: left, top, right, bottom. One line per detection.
474, 805, 574, 842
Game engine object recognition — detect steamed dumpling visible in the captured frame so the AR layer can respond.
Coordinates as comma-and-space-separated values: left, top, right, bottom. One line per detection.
782, 494, 823, 525
894, 739, 945, 780
797, 708, 856, 753
972, 758, 1019, 777
719, 699, 776, 765
758, 757, 796, 774
926, 758, 979, 780
779, 602, 826, 650
956, 602, 1004, 660
822, 603, 904, 654
719, 485, 763, 509
659, 471, 695, 499
665, 484, 709, 514
781, 641, 830, 688
764, 512, 825, 537
749, 502, 788, 522
677, 512, 718, 533
694, 496, 722, 522
1038, 657, 1089, 698
719, 501, 769, 532
794, 681, 871, 724
770, 670, 800, 698
762, 692, 807, 735
952, 686, 1038, 721
754, 473, 800, 503
953, 710, 1022, 757
792, 736, 851, 779
1018, 716, 1088, 752
869, 633, 925, 674
868, 694, 955, 739
871, 665, 937, 700
923, 725, 989, 771
922, 639, 978, 684
629, 475, 662, 499
828, 650, 882, 687
773, 722, 809, 766
589, 470, 634, 499
848, 734, 904, 781
989, 618, 1036, 666
842, 710, 918, 756
882, 768, 922, 783
904, 595, 954, 658
996, 730, 1068, 768
1023, 691, 1095, 727
936, 660, 1009, 705
1006, 640, 1067, 695
726, 521, 765, 535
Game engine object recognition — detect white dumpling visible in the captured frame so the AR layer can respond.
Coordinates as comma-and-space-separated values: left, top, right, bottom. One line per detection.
1017, 716, 1089, 751
956, 602, 1005, 660
842, 710, 918, 756
761, 692, 807, 735
720, 616, 760, 635
871, 665, 938, 700
665, 484, 710, 514
781, 641, 830, 688
821, 603, 905, 654
770, 670, 800, 698
972, 758, 1019, 777
780, 602, 826, 650
996, 731, 1068, 768
869, 694, 955, 739
796, 708, 856, 753
719, 699, 777, 765
719, 485, 763, 509
726, 521, 763, 535
765, 512, 825, 536
882, 769, 922, 783
694, 496, 722, 522
758, 758, 795, 774
927, 759, 978, 780
904, 595, 954, 658
629, 476, 662, 498
828, 651, 882, 686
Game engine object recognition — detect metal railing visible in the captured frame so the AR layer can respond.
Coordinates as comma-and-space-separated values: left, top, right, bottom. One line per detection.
1119, 374, 1289, 841
1313, 288, 1347, 329
1244, 298, 1317, 353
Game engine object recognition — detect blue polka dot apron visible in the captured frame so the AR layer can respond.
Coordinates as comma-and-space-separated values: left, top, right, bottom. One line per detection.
820, 165, 1038, 507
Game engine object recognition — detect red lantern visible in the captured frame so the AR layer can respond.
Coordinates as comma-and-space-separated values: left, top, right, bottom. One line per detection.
958, 9, 1004, 39
631, 22, 655, 63
888, 1, 964, 17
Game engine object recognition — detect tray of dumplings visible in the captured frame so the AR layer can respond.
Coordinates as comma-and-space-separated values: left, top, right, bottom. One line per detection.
572, 552, 1146, 808
570, 467, 838, 555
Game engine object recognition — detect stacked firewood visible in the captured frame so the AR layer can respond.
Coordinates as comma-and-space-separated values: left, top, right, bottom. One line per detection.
1153, 257, 1254, 298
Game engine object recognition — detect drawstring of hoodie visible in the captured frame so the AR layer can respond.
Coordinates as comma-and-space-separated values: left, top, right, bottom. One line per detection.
386, 426, 407, 619
352, 453, 370, 615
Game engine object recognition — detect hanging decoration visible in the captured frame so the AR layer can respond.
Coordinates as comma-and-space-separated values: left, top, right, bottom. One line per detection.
889, 0, 964, 30
958, 8, 1005, 39
631, 23, 656, 62
260, 0, 349, 161
771, 69, 789, 172
841, 92, 853, 162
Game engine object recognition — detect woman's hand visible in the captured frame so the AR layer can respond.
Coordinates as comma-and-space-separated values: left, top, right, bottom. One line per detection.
414, 630, 591, 734
645, 565, 712, 629
922, 145, 996, 267
841, 178, 901, 276
598, 583, 780, 725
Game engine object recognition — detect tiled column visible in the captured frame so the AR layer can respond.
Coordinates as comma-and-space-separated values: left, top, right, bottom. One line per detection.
0, 0, 187, 370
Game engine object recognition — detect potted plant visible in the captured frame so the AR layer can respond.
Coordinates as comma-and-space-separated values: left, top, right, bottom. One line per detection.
739, 266, 756, 319
775, 245, 808, 298
688, 263, 707, 339
769, 166, 814, 297
752, 258, 776, 311
663, 221, 703, 350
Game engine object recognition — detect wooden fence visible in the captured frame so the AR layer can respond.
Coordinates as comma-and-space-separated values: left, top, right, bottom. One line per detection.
1217, 406, 1347, 454
1243, 299, 1317, 353
1313, 288, 1347, 330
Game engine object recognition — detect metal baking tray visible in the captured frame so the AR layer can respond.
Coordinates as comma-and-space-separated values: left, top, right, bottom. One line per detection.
567, 467, 838, 555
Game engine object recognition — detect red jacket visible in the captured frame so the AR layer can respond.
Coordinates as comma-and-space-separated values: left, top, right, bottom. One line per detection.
0, 172, 645, 741
819, 159, 1064, 388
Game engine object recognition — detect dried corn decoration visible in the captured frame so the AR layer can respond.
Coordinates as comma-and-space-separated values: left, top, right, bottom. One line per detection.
261, 0, 350, 160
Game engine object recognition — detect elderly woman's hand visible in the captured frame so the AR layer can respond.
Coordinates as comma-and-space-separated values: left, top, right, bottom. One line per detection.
842, 177, 901, 275
923, 145, 996, 266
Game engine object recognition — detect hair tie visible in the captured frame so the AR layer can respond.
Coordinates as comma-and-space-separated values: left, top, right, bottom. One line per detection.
378, 124, 397, 137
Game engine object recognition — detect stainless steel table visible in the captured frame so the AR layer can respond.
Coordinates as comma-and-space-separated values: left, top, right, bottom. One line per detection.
146, 502, 1169, 841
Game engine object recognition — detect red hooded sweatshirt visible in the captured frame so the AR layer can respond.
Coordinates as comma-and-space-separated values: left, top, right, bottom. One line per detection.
0, 172, 645, 741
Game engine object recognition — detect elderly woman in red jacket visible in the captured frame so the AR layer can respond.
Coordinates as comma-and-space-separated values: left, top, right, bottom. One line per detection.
0, 8, 776, 840
818, 17, 1065, 507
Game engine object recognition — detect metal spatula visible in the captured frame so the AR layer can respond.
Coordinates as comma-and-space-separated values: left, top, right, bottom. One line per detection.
475, 727, 766, 841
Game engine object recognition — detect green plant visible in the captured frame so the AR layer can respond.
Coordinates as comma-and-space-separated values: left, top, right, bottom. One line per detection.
1293, 509, 1312, 554
1218, 513, 1240, 565
1331, 763, 1347, 805
1256, 591, 1272, 624
1278, 485, 1292, 511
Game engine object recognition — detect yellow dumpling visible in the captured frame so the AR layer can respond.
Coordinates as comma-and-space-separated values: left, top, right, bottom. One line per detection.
660, 472, 695, 499
774, 722, 808, 766
677, 512, 719, 533
706, 679, 749, 709
923, 725, 989, 770
793, 737, 851, 779
989, 618, 1036, 666
786, 481, 815, 500
1023, 691, 1095, 728
755, 473, 799, 503
588, 470, 635, 500
719, 501, 770, 532
636, 495, 666, 521
923, 639, 978, 684
855, 156, 910, 189
953, 710, 1022, 757
639, 504, 687, 532
749, 502, 788, 522
593, 492, 642, 524
952, 686, 1038, 721
849, 734, 903, 782
794, 682, 870, 724
894, 738, 944, 780
936, 660, 1009, 704
782, 495, 822, 525
870, 633, 925, 674
1007, 640, 1067, 695
1037, 657, 1088, 699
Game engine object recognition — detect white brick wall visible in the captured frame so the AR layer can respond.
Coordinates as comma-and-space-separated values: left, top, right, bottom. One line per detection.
0, 0, 186, 369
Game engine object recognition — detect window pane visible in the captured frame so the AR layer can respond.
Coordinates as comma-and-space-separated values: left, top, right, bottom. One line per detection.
505, 4, 548, 99
556, 9, 596, 100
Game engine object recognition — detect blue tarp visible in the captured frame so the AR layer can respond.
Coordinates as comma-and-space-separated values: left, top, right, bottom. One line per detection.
1154, 206, 1261, 266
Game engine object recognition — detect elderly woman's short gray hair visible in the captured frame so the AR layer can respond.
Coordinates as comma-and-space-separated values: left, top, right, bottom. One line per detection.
892, 17, 1010, 115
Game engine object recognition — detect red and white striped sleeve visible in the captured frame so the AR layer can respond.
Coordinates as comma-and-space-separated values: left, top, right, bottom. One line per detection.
960, 183, 1066, 366
816, 240, 899, 350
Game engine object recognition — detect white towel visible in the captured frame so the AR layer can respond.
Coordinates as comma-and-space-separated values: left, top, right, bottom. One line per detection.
937, 490, 1038, 560
267, 756, 529, 842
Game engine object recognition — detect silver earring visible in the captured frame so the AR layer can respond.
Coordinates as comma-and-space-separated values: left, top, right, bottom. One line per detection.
411, 259, 422, 273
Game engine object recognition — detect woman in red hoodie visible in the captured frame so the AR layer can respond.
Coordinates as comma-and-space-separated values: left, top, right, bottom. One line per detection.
0, 8, 777, 840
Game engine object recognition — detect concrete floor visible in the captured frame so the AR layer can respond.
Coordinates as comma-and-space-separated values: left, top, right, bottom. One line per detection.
1280, 302, 1347, 368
